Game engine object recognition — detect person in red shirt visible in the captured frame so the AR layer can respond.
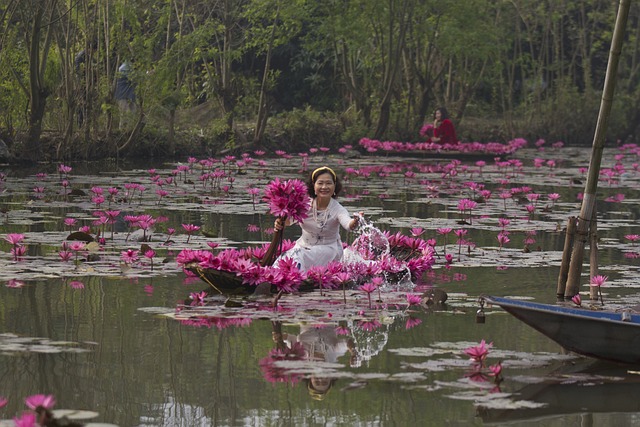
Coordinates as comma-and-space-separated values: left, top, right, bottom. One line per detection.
428, 107, 458, 145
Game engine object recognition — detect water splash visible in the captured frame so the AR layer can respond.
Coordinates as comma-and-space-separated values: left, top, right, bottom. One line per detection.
343, 214, 414, 291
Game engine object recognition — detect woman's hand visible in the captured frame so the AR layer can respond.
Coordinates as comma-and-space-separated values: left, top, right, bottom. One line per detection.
274, 217, 285, 231
349, 212, 364, 230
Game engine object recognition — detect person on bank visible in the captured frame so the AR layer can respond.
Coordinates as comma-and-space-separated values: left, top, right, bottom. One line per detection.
428, 107, 458, 145
274, 166, 361, 271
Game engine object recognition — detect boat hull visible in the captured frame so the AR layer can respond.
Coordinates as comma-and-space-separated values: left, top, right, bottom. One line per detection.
187, 264, 315, 295
483, 295, 640, 364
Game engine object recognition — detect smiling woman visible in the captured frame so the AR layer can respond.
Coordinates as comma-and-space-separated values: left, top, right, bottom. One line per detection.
273, 166, 361, 272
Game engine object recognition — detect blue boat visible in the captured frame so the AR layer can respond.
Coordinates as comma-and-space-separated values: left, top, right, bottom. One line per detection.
481, 295, 640, 365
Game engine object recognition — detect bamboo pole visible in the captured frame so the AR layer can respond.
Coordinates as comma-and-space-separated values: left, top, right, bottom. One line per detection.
564, 0, 630, 297
589, 211, 599, 301
556, 216, 576, 301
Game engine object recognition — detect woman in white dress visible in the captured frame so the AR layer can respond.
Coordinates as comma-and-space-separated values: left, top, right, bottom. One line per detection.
274, 166, 360, 271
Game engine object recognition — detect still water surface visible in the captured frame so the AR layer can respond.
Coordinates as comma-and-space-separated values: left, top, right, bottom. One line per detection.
1, 146, 639, 426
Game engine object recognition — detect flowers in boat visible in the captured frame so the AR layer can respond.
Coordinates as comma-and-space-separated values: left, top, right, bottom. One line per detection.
419, 123, 434, 137
358, 137, 527, 155
263, 178, 310, 223
176, 230, 436, 292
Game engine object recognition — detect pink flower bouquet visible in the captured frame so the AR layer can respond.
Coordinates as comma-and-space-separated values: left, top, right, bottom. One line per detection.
263, 178, 310, 223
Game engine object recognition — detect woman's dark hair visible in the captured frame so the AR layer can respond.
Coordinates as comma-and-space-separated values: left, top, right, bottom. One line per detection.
434, 107, 450, 120
307, 167, 342, 198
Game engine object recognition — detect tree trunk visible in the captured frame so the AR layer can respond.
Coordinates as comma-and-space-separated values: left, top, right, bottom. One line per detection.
168, 108, 176, 155
25, 1, 57, 161
253, 5, 280, 145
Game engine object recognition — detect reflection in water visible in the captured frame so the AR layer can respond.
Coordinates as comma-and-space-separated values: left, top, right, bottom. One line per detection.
1, 147, 640, 425
348, 319, 389, 368
261, 318, 398, 399
477, 359, 640, 425
266, 321, 355, 400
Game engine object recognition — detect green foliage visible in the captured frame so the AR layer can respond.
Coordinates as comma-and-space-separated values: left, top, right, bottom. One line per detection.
265, 106, 343, 151
0, 0, 639, 160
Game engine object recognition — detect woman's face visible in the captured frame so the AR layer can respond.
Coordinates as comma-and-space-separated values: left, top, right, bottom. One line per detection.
434, 109, 442, 120
313, 172, 335, 199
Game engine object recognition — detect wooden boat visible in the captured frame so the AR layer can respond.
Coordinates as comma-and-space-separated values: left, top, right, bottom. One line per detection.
481, 295, 640, 364
185, 231, 428, 296
481, 4, 635, 365
356, 138, 519, 162
186, 264, 315, 295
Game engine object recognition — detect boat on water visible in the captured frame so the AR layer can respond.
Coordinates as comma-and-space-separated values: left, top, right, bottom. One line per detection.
481, 3, 636, 365
357, 137, 526, 161
481, 295, 640, 365
179, 225, 436, 296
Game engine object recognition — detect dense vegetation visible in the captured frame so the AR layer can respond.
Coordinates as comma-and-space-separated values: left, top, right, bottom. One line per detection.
1, 0, 639, 162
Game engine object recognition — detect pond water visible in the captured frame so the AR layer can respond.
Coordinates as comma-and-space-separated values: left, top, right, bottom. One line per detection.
1, 143, 640, 426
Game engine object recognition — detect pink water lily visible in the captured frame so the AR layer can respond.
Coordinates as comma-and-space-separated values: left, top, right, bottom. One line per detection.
263, 178, 310, 223
121, 249, 140, 264
25, 393, 56, 410
5, 233, 24, 245
488, 361, 503, 379
590, 274, 608, 305
58, 164, 72, 175
64, 217, 78, 228
68, 241, 86, 252
190, 291, 207, 305
182, 223, 201, 243
410, 227, 424, 237
548, 193, 560, 206
464, 339, 492, 364
590, 275, 608, 286
359, 282, 376, 309
406, 293, 422, 306
571, 293, 582, 306
625, 234, 640, 245
13, 412, 37, 427
496, 232, 510, 251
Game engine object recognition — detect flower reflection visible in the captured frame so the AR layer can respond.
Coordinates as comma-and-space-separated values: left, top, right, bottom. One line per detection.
179, 317, 252, 330
405, 316, 422, 330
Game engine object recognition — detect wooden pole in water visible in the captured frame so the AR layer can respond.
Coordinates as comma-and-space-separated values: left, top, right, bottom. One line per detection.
564, 0, 630, 298
589, 210, 599, 301
556, 216, 576, 301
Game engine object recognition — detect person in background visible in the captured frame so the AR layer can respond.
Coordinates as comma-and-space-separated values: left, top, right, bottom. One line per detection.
115, 61, 137, 129
428, 107, 458, 145
274, 166, 361, 272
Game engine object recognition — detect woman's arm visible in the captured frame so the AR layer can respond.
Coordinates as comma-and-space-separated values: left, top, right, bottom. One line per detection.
335, 203, 362, 230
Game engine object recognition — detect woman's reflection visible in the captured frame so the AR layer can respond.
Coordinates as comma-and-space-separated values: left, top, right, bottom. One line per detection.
264, 321, 356, 400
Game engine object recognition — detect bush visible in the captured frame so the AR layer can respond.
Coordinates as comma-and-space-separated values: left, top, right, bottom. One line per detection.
264, 107, 343, 151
